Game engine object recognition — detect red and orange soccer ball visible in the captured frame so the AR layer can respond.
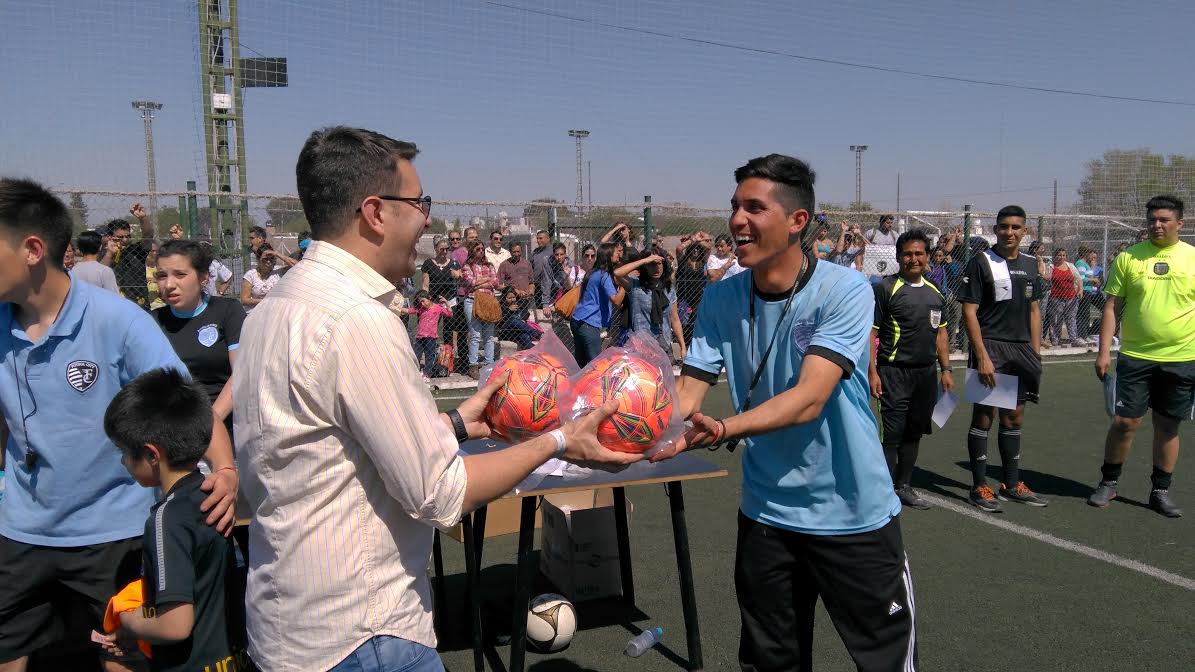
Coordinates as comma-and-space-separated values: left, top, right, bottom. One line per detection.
571, 355, 675, 454
485, 352, 570, 441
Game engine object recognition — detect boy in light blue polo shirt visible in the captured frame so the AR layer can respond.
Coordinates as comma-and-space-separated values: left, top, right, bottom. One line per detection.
0, 179, 238, 670
657, 155, 916, 671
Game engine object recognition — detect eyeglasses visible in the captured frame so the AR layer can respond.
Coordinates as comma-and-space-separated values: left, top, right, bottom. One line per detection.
492, 236, 503, 241
449, 236, 461, 241
357, 195, 433, 217
583, 252, 596, 258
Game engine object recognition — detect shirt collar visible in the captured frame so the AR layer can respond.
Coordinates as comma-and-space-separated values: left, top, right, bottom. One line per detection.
303, 240, 399, 303
45, 279, 89, 339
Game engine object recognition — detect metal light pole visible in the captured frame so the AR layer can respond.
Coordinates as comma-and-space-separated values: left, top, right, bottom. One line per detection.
568, 129, 589, 207
132, 100, 163, 217
849, 145, 868, 208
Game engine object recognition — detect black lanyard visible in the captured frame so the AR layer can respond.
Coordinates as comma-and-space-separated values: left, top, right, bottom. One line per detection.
723, 254, 812, 452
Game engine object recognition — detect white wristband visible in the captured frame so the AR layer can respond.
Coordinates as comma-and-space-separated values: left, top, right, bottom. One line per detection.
549, 429, 567, 459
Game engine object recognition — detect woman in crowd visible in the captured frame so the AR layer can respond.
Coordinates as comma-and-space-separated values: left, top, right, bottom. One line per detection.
618, 252, 686, 362
578, 243, 597, 277
404, 290, 453, 382
674, 238, 709, 347
461, 240, 498, 378
240, 243, 282, 311
1047, 247, 1083, 347
152, 240, 244, 425
498, 286, 542, 351
812, 221, 835, 259
706, 233, 742, 281
570, 241, 626, 366
145, 241, 165, 310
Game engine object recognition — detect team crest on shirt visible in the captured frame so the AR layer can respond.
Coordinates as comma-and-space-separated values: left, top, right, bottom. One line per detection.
66, 360, 99, 393
197, 324, 219, 348
790, 319, 816, 354
929, 310, 942, 328
1023, 284, 1034, 298
1154, 262, 1170, 275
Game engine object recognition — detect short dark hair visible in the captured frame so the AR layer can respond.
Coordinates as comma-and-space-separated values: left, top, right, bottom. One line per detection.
108, 218, 132, 233
249, 226, 267, 239
508, 241, 523, 253
879, 214, 895, 225
412, 289, 430, 304
77, 230, 103, 256
1146, 194, 1183, 220
733, 154, 816, 215
714, 233, 733, 247
157, 239, 213, 276
0, 178, 73, 272
295, 126, 419, 240
895, 230, 930, 254
104, 368, 212, 468
996, 205, 1027, 225
552, 242, 566, 253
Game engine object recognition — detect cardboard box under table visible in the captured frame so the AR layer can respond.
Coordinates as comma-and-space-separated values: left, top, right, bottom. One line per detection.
435, 439, 728, 672
539, 488, 633, 602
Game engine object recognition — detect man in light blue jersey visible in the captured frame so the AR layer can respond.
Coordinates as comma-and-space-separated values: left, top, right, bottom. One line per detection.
0, 178, 238, 672
653, 155, 915, 671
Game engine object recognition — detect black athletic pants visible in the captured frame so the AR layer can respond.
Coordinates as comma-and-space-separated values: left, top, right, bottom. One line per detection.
735, 514, 917, 672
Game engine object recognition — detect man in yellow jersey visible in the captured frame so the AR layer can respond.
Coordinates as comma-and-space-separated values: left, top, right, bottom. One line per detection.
1091, 195, 1195, 517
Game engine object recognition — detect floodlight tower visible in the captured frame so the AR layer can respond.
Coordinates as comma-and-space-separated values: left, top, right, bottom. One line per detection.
850, 144, 868, 208
568, 129, 589, 207
132, 100, 163, 218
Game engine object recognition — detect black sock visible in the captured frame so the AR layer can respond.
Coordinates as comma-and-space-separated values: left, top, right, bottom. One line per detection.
882, 444, 899, 483
1151, 467, 1173, 491
998, 428, 1021, 487
895, 439, 919, 488
1100, 461, 1123, 485
967, 427, 989, 488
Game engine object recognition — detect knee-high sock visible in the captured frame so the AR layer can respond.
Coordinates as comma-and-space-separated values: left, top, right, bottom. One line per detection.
896, 439, 919, 488
967, 427, 989, 488
998, 428, 1021, 487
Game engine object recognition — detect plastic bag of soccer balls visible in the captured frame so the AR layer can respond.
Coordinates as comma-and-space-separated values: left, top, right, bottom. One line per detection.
560, 330, 684, 456
481, 331, 579, 442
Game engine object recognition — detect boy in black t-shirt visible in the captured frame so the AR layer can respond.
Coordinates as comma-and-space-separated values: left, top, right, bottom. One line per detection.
100, 369, 248, 672
957, 206, 1047, 512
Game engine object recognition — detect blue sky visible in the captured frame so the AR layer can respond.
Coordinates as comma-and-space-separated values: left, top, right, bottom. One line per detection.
2, 0, 1192, 213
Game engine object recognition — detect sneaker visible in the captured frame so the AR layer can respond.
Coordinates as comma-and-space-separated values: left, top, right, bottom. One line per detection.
1087, 481, 1117, 507
1149, 489, 1183, 518
998, 481, 1049, 507
896, 485, 931, 510
969, 484, 1003, 513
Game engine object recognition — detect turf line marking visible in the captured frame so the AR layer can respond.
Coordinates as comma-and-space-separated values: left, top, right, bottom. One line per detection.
921, 492, 1195, 591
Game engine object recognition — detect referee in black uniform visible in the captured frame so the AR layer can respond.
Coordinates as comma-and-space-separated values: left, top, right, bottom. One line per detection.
958, 205, 1047, 512
870, 229, 954, 509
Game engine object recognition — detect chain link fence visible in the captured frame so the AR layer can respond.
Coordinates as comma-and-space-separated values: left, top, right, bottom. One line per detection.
57, 189, 1186, 354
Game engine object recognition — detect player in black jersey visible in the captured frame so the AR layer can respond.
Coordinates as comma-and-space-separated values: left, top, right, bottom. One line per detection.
870, 230, 954, 509
958, 205, 1047, 512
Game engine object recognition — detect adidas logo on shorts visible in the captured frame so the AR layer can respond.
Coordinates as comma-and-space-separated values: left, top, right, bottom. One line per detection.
888, 601, 903, 616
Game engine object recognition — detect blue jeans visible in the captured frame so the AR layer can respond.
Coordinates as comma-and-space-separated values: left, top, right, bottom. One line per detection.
570, 318, 604, 367
328, 636, 444, 672
414, 337, 439, 377
465, 297, 495, 367
499, 315, 538, 351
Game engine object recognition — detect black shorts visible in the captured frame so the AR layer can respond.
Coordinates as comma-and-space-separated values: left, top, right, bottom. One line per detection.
969, 338, 1041, 404
877, 364, 938, 445
0, 535, 143, 663
1114, 354, 1195, 421
735, 514, 917, 672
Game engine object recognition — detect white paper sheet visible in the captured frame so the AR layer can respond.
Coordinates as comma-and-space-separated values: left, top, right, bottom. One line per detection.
1103, 373, 1117, 417
963, 369, 1018, 410
932, 390, 958, 429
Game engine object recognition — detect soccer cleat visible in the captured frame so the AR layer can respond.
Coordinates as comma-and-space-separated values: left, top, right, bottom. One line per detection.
1149, 490, 1183, 518
896, 485, 931, 510
998, 482, 1049, 507
1087, 481, 1118, 507
969, 484, 1003, 513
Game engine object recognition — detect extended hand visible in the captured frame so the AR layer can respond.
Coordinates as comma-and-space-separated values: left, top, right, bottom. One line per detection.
649, 412, 721, 463
129, 203, 146, 220
561, 399, 645, 471
455, 369, 508, 439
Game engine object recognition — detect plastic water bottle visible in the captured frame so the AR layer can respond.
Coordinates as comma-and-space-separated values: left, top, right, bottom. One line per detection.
624, 626, 663, 657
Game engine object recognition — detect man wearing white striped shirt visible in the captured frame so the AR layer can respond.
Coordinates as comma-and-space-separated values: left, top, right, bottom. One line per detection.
232, 126, 640, 672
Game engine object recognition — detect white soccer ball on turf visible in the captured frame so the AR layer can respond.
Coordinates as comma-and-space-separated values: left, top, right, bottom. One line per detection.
526, 593, 577, 652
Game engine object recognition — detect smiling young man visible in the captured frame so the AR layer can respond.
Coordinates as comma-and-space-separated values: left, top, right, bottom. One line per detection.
654, 154, 916, 672
870, 229, 954, 510
1089, 195, 1195, 517
958, 205, 1046, 512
